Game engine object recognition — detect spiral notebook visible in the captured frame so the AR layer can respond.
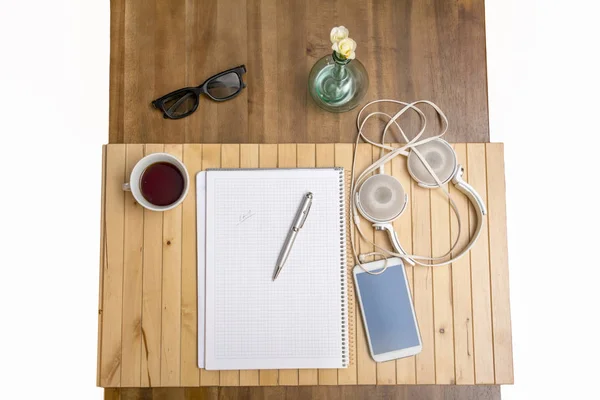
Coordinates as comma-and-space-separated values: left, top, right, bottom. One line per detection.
201, 168, 348, 370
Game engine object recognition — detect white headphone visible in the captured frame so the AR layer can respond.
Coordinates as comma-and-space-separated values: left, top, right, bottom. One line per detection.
350, 100, 487, 274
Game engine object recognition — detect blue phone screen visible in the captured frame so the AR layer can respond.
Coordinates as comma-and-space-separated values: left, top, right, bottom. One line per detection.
355, 264, 420, 354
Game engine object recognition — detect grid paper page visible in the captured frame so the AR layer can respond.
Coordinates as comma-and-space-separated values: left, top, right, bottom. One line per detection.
204, 169, 346, 370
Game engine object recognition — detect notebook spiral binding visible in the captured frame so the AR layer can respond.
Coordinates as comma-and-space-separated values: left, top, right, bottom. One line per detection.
344, 170, 356, 368
337, 168, 349, 367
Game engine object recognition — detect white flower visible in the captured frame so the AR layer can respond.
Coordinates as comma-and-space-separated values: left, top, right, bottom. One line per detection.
330, 26, 349, 44
332, 37, 357, 60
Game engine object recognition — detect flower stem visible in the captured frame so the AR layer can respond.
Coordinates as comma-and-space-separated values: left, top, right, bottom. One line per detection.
332, 51, 350, 80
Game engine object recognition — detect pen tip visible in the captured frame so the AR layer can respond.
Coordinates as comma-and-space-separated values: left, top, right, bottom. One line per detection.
273, 268, 281, 281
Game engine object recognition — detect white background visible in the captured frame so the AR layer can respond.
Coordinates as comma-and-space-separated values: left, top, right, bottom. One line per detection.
0, 1, 598, 399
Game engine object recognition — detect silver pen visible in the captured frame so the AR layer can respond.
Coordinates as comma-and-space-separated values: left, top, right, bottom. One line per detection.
272, 192, 313, 281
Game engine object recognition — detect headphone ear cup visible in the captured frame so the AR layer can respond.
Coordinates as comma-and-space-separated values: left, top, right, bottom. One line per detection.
407, 139, 457, 186
357, 174, 407, 223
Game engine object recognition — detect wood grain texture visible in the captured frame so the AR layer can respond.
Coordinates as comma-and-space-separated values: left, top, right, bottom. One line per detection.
391, 144, 417, 385
100, 144, 126, 387
109, 0, 125, 144
108, 0, 489, 144
181, 145, 202, 387
450, 144, 475, 384
354, 144, 377, 385
160, 145, 184, 386
216, 1, 248, 143
106, 2, 495, 399
185, 0, 217, 143
431, 183, 455, 384
412, 179, 435, 383
153, 1, 187, 143
372, 147, 396, 386
141, 144, 165, 387
97, 146, 108, 386
121, 144, 145, 387
247, 0, 278, 143
98, 144, 512, 392
485, 144, 514, 384
315, 144, 339, 386
123, 0, 156, 143
467, 144, 495, 384
109, 385, 502, 400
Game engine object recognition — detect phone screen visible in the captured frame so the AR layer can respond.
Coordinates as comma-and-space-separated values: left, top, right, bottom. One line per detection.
355, 264, 420, 355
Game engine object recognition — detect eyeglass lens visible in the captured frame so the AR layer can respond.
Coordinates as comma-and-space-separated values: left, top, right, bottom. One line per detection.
206, 72, 241, 99
163, 91, 197, 117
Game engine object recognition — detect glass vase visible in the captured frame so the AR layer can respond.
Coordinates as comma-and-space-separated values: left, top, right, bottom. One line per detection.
308, 51, 369, 113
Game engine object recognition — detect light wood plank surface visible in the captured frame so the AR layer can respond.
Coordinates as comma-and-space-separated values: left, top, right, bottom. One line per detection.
372, 147, 397, 386
160, 144, 184, 386
99, 144, 126, 387
98, 143, 512, 388
121, 144, 145, 387
354, 144, 377, 385
451, 144, 476, 384
431, 183, 455, 384
181, 144, 202, 387
412, 177, 435, 383
140, 144, 164, 387
467, 144, 495, 384
391, 144, 417, 384
315, 144, 339, 386
97, 146, 107, 386
485, 144, 514, 384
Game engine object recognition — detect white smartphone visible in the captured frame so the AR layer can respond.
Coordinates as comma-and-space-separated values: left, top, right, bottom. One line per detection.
353, 258, 422, 362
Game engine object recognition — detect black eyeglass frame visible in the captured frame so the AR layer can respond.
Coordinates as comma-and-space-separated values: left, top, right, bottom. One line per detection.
151, 65, 247, 119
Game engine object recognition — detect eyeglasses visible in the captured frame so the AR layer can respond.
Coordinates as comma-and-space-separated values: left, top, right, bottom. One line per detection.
152, 65, 247, 119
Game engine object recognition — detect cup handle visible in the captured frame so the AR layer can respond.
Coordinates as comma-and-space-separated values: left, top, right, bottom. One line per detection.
122, 183, 131, 191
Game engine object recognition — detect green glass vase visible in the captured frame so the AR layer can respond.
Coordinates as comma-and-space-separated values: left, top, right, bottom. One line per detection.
308, 51, 369, 113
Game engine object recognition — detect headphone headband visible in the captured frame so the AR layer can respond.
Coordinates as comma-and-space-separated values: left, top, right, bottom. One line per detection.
350, 100, 487, 274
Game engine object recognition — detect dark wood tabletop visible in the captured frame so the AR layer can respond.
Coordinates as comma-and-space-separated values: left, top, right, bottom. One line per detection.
106, 0, 497, 399
109, 0, 489, 144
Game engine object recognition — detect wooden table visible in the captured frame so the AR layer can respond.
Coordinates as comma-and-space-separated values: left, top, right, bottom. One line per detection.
105, 0, 500, 398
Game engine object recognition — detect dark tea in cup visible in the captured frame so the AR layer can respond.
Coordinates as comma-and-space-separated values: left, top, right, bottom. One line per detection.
140, 162, 185, 206
122, 152, 189, 211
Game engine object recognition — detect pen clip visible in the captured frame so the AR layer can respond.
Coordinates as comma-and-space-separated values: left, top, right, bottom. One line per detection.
294, 193, 313, 230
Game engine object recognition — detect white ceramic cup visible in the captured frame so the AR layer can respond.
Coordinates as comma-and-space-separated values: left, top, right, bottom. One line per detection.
122, 153, 190, 212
